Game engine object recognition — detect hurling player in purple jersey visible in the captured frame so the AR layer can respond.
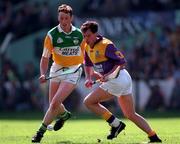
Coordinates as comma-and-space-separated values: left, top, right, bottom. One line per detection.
80, 20, 162, 143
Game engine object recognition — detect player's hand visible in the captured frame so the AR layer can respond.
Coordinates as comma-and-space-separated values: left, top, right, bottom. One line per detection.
99, 75, 108, 82
84, 79, 93, 88
39, 74, 47, 83
92, 71, 102, 80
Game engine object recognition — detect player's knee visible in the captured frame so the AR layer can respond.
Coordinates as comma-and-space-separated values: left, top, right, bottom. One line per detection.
83, 97, 92, 107
83, 97, 89, 106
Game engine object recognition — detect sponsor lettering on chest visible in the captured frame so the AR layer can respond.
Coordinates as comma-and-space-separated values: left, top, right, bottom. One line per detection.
55, 46, 80, 56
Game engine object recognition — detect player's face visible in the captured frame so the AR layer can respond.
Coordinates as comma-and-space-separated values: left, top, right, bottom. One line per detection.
83, 29, 97, 47
58, 12, 72, 32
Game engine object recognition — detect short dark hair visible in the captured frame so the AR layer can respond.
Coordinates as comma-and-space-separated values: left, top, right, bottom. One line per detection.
81, 21, 98, 33
58, 4, 73, 16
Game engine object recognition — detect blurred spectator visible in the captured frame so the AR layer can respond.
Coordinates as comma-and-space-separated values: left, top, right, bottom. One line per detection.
169, 78, 180, 109
0, 1, 54, 43
1, 58, 21, 111
128, 24, 179, 80
82, 0, 129, 16
20, 61, 43, 111
130, 0, 178, 11
0, 0, 13, 41
81, 0, 105, 14
20, 79, 44, 111
3, 71, 21, 110
38, 2, 54, 28
145, 84, 165, 111
0, 79, 7, 110
0, 58, 44, 111
34, 37, 43, 60
22, 61, 38, 81
12, 8, 27, 38
159, 26, 173, 49
64, 89, 82, 112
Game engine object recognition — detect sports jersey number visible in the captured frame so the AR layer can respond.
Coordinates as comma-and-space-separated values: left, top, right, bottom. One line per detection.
115, 51, 124, 59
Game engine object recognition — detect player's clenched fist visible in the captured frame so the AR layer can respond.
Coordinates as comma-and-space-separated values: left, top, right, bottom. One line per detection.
39, 74, 47, 83
85, 79, 93, 88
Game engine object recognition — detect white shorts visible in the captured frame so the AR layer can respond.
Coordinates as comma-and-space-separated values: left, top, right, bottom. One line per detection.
49, 63, 82, 84
99, 69, 132, 97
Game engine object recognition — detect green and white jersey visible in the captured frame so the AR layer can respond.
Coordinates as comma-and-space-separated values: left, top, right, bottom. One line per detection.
43, 24, 84, 67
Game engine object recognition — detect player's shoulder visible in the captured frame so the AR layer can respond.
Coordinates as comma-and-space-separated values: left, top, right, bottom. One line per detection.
72, 25, 82, 34
102, 37, 113, 45
47, 25, 59, 35
75, 27, 81, 33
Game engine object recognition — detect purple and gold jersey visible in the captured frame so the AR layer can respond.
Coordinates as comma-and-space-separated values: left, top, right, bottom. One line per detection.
83, 35, 126, 74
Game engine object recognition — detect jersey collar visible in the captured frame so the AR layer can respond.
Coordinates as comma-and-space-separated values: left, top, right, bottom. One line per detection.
95, 35, 103, 45
90, 35, 103, 49
57, 24, 76, 34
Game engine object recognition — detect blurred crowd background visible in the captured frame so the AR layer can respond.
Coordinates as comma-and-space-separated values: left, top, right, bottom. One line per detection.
0, 0, 180, 113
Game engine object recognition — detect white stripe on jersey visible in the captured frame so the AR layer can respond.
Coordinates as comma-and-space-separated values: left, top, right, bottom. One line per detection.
47, 32, 52, 41
42, 47, 51, 58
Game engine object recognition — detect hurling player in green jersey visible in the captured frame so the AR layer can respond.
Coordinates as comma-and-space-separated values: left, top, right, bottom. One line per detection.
32, 4, 84, 143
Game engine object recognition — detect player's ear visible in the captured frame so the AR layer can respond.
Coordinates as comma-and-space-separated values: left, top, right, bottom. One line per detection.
71, 15, 74, 22
57, 13, 60, 23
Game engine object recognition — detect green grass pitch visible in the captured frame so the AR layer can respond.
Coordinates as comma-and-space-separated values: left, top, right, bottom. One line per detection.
0, 112, 180, 144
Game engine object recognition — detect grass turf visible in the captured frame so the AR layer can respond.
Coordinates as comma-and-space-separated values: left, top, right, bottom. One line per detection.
0, 111, 180, 144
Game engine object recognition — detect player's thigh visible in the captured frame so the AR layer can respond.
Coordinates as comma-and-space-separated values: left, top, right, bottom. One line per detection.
49, 81, 60, 103
85, 87, 114, 104
52, 81, 76, 103
118, 94, 135, 116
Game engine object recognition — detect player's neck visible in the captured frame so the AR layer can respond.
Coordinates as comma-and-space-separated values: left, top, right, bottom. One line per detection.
64, 27, 71, 33
89, 36, 100, 48
62, 25, 72, 33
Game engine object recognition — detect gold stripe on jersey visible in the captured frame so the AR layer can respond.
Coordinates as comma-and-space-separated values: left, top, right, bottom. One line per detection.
44, 35, 84, 67
44, 35, 53, 51
84, 38, 113, 63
